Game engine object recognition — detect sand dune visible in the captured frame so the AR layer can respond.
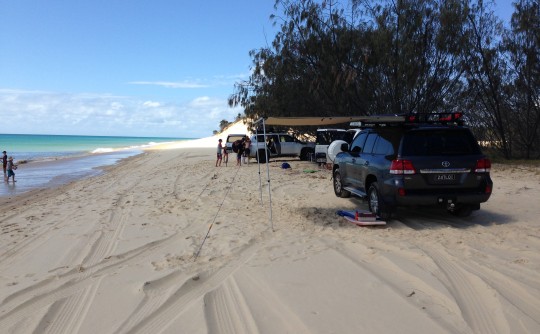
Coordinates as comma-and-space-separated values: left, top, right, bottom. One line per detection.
0, 129, 539, 333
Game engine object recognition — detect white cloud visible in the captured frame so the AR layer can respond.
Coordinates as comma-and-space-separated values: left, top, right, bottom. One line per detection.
142, 101, 161, 108
0, 89, 242, 138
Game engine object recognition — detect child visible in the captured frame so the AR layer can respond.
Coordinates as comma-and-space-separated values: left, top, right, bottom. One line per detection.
6, 156, 16, 182
216, 139, 223, 167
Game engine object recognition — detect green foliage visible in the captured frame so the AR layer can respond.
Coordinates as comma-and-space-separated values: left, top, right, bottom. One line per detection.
503, 0, 540, 158
219, 119, 231, 133
229, 0, 540, 159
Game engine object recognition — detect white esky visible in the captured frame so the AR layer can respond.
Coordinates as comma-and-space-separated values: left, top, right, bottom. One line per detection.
0, 0, 515, 138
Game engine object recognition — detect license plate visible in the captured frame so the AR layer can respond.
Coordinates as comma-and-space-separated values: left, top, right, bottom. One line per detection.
435, 174, 456, 181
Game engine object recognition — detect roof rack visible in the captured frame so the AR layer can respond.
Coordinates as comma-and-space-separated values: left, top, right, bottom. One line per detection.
350, 112, 464, 127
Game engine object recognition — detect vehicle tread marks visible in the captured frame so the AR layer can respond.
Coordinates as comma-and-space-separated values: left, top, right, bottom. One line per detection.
426, 245, 509, 334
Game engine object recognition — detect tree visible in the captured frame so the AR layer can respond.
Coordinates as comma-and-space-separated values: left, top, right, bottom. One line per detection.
219, 119, 231, 133
230, 0, 470, 126
229, 0, 539, 159
503, 0, 540, 158
359, 0, 468, 115
458, 0, 513, 158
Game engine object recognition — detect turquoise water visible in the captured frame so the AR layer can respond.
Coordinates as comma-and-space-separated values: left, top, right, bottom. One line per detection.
0, 133, 193, 197
0, 134, 190, 162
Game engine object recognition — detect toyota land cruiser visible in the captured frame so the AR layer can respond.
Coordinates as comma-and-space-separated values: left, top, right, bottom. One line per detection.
332, 113, 493, 218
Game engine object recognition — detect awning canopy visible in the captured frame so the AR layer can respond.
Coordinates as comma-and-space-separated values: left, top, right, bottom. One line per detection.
260, 115, 404, 126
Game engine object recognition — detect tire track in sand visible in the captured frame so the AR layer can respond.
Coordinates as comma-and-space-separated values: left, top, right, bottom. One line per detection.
38, 192, 135, 334
204, 268, 312, 334
0, 189, 137, 333
203, 276, 260, 334
116, 242, 260, 334
424, 244, 509, 334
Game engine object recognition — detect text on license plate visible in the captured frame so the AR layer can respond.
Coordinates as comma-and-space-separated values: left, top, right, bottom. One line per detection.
436, 174, 456, 181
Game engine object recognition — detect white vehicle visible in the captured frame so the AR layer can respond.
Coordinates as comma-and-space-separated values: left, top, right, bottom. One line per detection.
249, 133, 315, 163
225, 134, 247, 153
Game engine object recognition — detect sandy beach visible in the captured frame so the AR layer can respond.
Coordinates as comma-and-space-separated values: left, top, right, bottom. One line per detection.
1, 122, 539, 334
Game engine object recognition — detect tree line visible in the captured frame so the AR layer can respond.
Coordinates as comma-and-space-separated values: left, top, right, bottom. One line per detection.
229, 0, 540, 159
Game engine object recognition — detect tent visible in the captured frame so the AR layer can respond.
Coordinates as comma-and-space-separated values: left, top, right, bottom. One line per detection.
253, 115, 402, 231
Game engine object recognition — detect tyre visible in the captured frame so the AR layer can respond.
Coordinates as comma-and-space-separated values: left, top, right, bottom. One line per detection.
256, 149, 267, 163
333, 168, 351, 198
368, 182, 391, 219
300, 148, 313, 161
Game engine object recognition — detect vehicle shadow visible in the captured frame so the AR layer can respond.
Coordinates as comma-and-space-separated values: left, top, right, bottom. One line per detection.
389, 206, 513, 230
300, 201, 513, 231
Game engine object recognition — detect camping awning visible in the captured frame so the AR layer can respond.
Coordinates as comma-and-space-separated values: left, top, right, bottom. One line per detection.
259, 115, 404, 126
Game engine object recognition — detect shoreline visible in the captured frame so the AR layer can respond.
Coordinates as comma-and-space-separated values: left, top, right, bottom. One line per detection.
1, 122, 249, 198
0, 149, 144, 198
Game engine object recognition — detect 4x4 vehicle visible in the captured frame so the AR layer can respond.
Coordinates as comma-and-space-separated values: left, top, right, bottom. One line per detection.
249, 133, 315, 163
332, 113, 493, 218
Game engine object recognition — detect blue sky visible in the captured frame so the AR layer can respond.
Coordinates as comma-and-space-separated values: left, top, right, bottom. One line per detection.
0, 1, 514, 138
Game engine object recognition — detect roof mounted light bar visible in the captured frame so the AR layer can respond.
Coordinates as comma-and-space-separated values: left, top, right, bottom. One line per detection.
350, 112, 464, 127
405, 112, 463, 124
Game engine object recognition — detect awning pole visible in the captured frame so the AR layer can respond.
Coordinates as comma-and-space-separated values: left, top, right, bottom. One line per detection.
256, 127, 263, 204
262, 118, 274, 232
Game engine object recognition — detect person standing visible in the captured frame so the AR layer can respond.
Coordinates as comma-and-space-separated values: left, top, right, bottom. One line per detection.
2, 151, 7, 181
216, 139, 223, 167
222, 144, 229, 166
235, 138, 245, 166
243, 136, 251, 165
6, 156, 16, 183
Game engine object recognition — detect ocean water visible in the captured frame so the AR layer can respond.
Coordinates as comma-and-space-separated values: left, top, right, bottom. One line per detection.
0, 134, 191, 197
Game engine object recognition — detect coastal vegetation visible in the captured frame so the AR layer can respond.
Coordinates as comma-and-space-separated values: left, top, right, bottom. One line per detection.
229, 0, 540, 160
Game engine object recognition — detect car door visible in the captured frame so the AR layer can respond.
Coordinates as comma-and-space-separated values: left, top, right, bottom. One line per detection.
279, 135, 295, 155
267, 135, 280, 155
354, 132, 378, 191
343, 132, 367, 188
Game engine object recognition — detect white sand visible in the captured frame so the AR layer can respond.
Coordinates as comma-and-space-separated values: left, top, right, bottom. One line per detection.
1, 121, 539, 334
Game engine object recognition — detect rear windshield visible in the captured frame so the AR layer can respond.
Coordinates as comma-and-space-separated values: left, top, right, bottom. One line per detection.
227, 135, 246, 143
316, 130, 346, 145
402, 129, 481, 156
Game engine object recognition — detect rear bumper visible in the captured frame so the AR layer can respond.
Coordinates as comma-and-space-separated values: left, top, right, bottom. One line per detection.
382, 177, 493, 208
394, 192, 491, 206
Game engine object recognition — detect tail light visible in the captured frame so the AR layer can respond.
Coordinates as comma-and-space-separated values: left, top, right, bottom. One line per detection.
390, 159, 416, 175
475, 158, 491, 173
485, 185, 492, 194
406, 115, 417, 122
404, 112, 463, 123
439, 112, 463, 122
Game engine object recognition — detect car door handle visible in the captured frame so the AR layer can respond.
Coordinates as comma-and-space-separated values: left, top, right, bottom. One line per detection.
352, 158, 356, 163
